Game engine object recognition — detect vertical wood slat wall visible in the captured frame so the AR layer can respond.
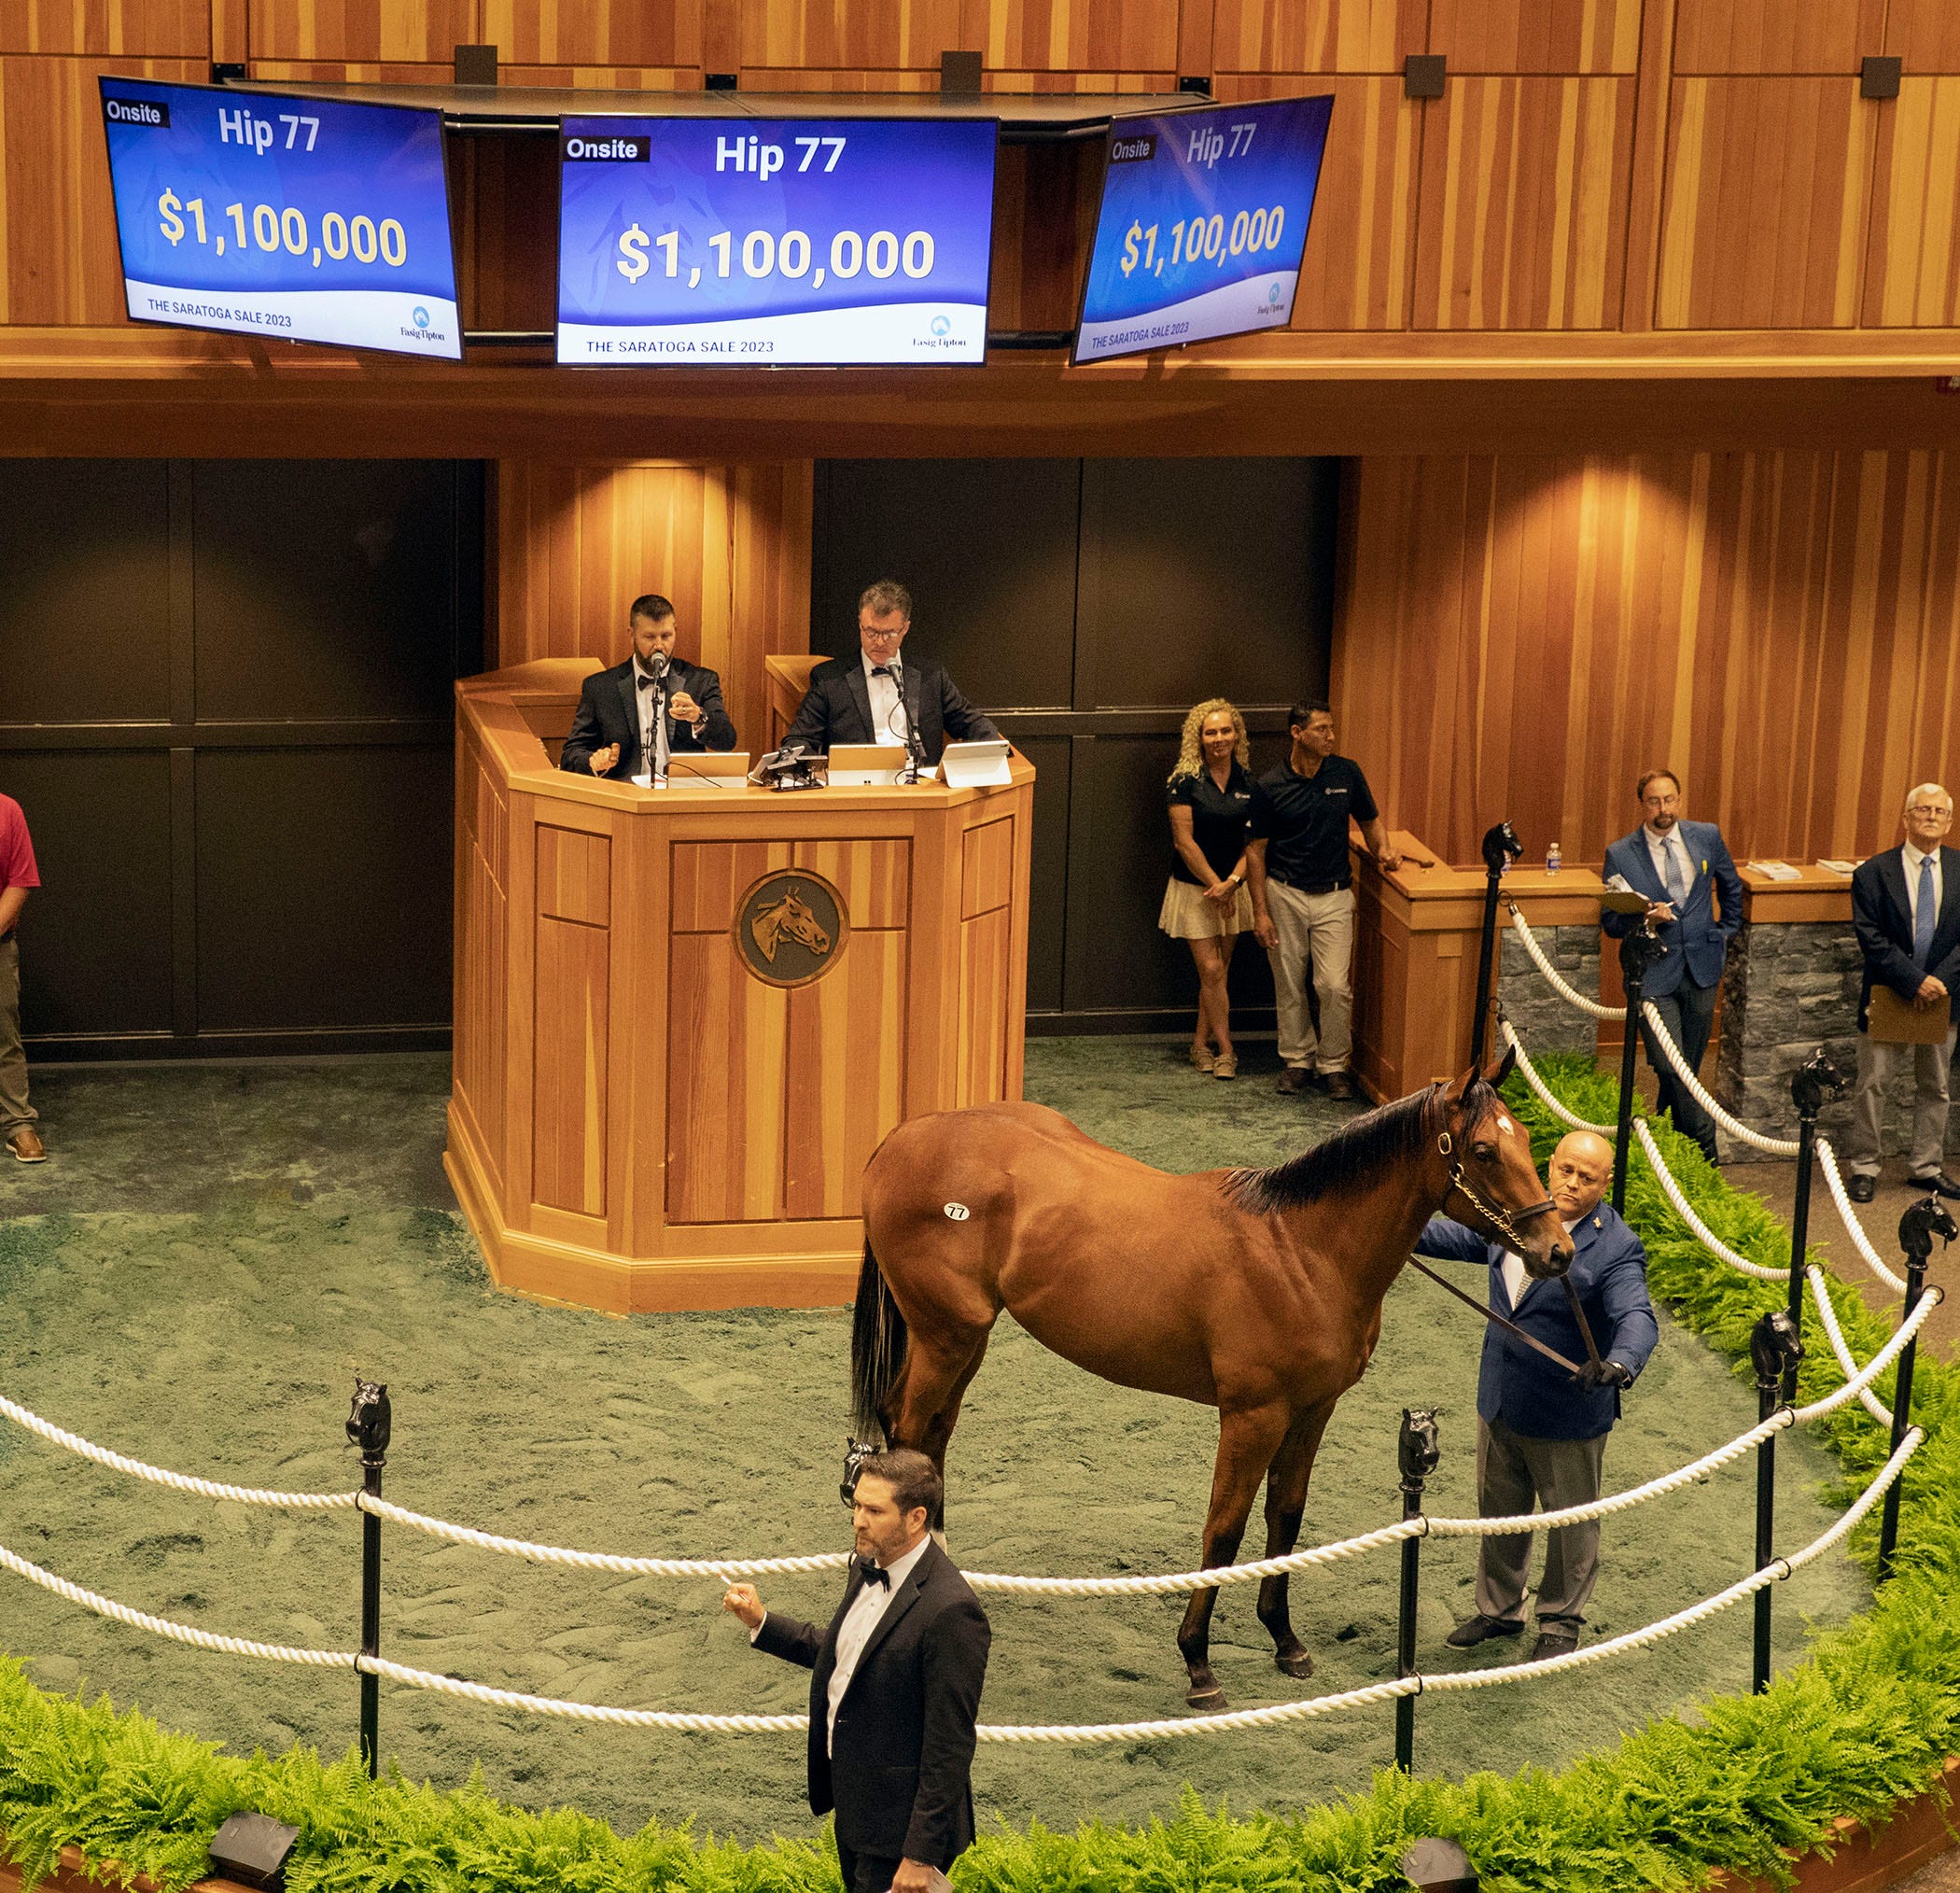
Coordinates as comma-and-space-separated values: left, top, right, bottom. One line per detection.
1333, 450, 1960, 872
10, 1, 1960, 338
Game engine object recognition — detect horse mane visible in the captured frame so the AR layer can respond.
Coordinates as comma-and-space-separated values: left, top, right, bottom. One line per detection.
1225, 1077, 1499, 1213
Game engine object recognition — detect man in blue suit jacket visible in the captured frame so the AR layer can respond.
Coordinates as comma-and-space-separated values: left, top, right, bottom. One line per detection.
1601, 769, 1744, 1165
1416, 1129, 1659, 1662
1846, 782, 1960, 1202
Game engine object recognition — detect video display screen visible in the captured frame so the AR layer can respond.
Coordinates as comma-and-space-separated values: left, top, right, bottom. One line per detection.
1074, 94, 1332, 364
556, 116, 999, 366
99, 78, 461, 358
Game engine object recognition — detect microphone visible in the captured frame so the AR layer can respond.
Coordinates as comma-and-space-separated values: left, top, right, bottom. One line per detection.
887, 661, 924, 783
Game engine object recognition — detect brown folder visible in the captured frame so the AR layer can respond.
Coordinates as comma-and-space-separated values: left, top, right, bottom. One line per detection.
1869, 985, 1952, 1045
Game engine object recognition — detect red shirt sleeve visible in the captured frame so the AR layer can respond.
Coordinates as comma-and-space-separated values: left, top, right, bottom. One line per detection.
0, 799, 39, 891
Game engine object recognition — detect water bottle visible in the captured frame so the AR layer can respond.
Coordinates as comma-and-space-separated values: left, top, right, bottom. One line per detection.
1546, 840, 1562, 875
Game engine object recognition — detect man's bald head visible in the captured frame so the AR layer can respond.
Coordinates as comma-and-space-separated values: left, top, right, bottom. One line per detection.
1548, 1131, 1613, 1222
1903, 784, 1953, 854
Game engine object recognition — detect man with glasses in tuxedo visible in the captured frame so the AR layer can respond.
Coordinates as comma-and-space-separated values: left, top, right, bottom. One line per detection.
1845, 783, 1960, 1203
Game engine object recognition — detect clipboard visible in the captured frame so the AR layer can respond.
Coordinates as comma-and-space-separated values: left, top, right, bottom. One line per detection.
1599, 890, 1651, 917
1869, 986, 1952, 1045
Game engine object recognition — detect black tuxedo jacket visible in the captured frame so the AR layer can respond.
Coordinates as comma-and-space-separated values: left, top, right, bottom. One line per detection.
1852, 843, 1960, 1028
780, 655, 1000, 768
754, 1540, 990, 1867
558, 657, 736, 778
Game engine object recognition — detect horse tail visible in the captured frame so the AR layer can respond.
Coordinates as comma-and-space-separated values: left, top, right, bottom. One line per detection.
850, 1239, 907, 1444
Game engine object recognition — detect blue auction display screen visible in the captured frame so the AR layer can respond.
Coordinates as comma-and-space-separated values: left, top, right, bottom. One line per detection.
98, 79, 461, 358
1074, 94, 1332, 364
557, 117, 997, 365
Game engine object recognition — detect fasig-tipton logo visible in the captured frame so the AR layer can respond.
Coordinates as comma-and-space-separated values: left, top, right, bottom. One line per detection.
562, 133, 649, 161
1109, 131, 1156, 163
104, 96, 171, 129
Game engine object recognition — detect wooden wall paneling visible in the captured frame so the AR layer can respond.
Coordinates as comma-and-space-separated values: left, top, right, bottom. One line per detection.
0, 56, 204, 324
782, 925, 905, 1219
245, 60, 455, 79
246, 0, 475, 63
498, 64, 700, 86
210, 0, 246, 63
735, 0, 1174, 69
1887, 0, 1960, 71
1216, 74, 1418, 329
987, 138, 1099, 335
482, 0, 701, 66
1672, 0, 1884, 74
735, 66, 936, 91
1211, 0, 1422, 74
987, 0, 1178, 71
1864, 78, 1960, 327
1426, 0, 1640, 75
1616, 0, 1678, 330
1179, 0, 1213, 77
1656, 77, 1876, 330
729, 460, 815, 750
451, 131, 559, 336
1412, 76, 1634, 330
0, 0, 209, 55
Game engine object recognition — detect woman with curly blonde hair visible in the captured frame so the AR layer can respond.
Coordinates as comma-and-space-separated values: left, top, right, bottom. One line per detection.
1159, 697, 1254, 1077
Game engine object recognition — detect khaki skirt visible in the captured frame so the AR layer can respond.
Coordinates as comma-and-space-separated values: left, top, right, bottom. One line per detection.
1158, 876, 1254, 941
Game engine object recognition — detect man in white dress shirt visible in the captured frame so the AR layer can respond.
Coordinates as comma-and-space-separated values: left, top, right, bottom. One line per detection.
1846, 783, 1960, 1202
722, 1449, 990, 1893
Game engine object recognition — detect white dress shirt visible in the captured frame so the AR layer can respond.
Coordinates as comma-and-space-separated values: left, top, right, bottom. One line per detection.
754, 1533, 931, 1756
1501, 1214, 1585, 1311
1644, 823, 1693, 903
1903, 841, 1943, 932
634, 659, 670, 780
861, 652, 910, 750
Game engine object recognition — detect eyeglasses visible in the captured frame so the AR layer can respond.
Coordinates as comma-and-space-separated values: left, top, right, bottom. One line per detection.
1907, 806, 1953, 820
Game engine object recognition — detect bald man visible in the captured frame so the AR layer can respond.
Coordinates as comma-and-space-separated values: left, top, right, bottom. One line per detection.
1414, 1129, 1659, 1661
1847, 783, 1960, 1203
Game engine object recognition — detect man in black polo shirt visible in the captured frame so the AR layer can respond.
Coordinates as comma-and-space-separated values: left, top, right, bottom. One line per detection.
1248, 700, 1400, 1101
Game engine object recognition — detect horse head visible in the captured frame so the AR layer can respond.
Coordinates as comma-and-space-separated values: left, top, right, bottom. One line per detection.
750, 887, 832, 963
1435, 1047, 1574, 1280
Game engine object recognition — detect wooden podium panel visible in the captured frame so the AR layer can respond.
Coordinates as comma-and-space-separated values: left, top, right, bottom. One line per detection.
447, 660, 1035, 1313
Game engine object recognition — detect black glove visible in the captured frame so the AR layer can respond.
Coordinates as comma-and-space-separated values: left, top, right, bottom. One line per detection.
1574, 1357, 1632, 1390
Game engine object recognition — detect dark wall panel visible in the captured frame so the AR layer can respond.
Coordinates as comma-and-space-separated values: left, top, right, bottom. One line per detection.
0, 463, 173, 725
1, 751, 174, 1040
810, 458, 1081, 710
194, 461, 480, 722
999, 730, 1071, 1014
1076, 458, 1337, 711
195, 748, 454, 1032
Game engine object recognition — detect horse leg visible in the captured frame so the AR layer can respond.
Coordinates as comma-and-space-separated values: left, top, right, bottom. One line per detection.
1176, 1402, 1292, 1709
885, 1324, 993, 1532
1254, 1400, 1336, 1680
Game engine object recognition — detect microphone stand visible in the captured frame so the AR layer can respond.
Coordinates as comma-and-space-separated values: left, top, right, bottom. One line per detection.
890, 664, 923, 785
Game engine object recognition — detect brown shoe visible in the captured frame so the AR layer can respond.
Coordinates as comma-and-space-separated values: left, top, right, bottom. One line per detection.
1323, 1072, 1356, 1101
1275, 1068, 1309, 1096
7, 1126, 46, 1163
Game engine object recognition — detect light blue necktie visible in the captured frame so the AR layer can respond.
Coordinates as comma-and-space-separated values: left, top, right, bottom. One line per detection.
1664, 838, 1689, 907
1915, 856, 1937, 966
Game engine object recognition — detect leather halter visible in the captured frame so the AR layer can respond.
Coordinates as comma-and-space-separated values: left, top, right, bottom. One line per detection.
1435, 1128, 1559, 1255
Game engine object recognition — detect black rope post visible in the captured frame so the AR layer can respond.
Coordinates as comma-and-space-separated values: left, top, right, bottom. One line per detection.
1468, 822, 1521, 1069
347, 1379, 392, 1779
1876, 1198, 1953, 1581
1781, 1050, 1841, 1403
1610, 926, 1664, 1215
1747, 1311, 1800, 1694
1393, 1407, 1440, 1773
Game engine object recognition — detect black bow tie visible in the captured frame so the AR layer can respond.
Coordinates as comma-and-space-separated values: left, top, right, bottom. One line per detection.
871, 665, 897, 679
637, 669, 664, 689
854, 1555, 890, 1590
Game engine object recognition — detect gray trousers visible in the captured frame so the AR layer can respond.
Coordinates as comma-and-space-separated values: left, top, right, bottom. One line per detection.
1848, 1027, 1958, 1180
1474, 1414, 1607, 1631
0, 937, 33, 1135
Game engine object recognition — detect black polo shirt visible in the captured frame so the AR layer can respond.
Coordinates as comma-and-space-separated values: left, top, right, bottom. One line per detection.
1167, 763, 1253, 884
1251, 755, 1378, 889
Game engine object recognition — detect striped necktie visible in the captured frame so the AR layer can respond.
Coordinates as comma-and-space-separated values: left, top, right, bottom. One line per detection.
1915, 855, 1937, 966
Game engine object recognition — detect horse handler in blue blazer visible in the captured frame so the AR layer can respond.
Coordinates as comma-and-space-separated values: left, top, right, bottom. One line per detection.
1417, 1128, 1659, 1662
1601, 768, 1744, 1166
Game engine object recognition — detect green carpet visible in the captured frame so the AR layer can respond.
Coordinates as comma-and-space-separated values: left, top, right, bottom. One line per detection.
0, 1042, 1867, 1844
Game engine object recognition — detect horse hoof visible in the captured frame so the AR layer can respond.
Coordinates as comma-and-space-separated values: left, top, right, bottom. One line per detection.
1186, 1685, 1227, 1711
1274, 1649, 1314, 1680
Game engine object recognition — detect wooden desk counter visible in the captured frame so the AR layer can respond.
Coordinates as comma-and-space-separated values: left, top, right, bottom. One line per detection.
1734, 860, 1856, 925
448, 660, 1035, 1313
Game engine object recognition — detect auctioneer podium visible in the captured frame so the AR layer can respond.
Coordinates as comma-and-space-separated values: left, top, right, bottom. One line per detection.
446, 659, 1035, 1314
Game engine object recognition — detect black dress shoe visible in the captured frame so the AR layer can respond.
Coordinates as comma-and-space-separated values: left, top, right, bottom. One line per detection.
1847, 1173, 1878, 1204
1443, 1612, 1525, 1649
1275, 1068, 1309, 1096
1530, 1631, 1579, 1662
1906, 1171, 1960, 1199
1323, 1072, 1356, 1101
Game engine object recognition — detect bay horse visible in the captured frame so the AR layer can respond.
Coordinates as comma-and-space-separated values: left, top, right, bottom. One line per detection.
850, 1053, 1572, 1706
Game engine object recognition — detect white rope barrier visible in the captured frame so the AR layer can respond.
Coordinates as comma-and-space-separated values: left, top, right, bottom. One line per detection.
1806, 1268, 1895, 1428
1633, 1118, 1790, 1281
1505, 907, 1627, 1020
0, 1538, 357, 1669
1638, 1001, 1802, 1157
358, 1656, 809, 1732
1500, 1020, 1617, 1135
1814, 1142, 1911, 1296
0, 1393, 359, 1510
